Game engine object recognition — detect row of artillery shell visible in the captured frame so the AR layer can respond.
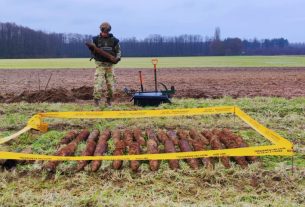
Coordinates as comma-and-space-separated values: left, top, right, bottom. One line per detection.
41, 127, 257, 173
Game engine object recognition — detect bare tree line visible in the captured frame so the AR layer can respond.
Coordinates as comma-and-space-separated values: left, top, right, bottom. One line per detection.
0, 22, 304, 58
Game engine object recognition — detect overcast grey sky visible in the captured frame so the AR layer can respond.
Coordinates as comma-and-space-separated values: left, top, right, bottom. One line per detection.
0, 0, 304, 42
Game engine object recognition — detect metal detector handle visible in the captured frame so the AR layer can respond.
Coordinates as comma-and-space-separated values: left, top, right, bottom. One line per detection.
151, 58, 158, 92
138, 71, 144, 92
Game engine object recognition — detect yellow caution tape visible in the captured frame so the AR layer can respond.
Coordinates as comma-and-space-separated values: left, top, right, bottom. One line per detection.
0, 126, 31, 145
0, 145, 293, 161
39, 106, 234, 119
0, 106, 294, 161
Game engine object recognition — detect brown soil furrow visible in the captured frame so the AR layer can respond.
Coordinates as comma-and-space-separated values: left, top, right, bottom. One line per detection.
1, 67, 305, 102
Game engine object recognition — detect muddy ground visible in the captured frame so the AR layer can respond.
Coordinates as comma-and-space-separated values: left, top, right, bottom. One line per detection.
0, 67, 304, 103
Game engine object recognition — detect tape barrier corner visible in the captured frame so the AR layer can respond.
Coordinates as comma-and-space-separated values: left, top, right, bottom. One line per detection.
233, 106, 243, 115
27, 114, 48, 132
235, 107, 293, 147
37, 123, 49, 132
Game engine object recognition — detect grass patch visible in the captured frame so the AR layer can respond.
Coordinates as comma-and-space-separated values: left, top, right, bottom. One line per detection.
0, 55, 305, 69
0, 97, 304, 206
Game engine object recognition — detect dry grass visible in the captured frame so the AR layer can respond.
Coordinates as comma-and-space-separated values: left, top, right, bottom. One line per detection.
1, 163, 304, 207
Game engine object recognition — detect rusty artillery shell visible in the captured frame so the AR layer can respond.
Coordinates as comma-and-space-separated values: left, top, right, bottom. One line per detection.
112, 140, 125, 170
209, 133, 231, 169
201, 130, 214, 141
157, 130, 169, 144
177, 138, 199, 170
91, 129, 111, 172
177, 130, 189, 140
133, 128, 146, 146
189, 129, 209, 145
129, 142, 141, 172
111, 129, 125, 170
73, 129, 90, 143
112, 129, 122, 147
146, 129, 159, 144
44, 129, 90, 172
191, 139, 214, 170
164, 139, 180, 170
222, 128, 257, 163
216, 129, 248, 169
59, 130, 78, 145
166, 130, 179, 145
76, 129, 100, 172
147, 139, 160, 171
123, 129, 134, 147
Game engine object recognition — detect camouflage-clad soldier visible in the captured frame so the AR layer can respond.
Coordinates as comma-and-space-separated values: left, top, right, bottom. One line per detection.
91, 22, 121, 106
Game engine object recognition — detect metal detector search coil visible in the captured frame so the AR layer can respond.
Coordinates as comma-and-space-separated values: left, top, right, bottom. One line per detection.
132, 58, 175, 106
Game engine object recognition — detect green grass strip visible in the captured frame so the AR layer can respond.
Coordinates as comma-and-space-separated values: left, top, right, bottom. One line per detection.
0, 55, 305, 69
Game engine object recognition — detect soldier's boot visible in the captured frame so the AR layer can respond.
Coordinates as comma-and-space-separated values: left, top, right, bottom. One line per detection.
94, 99, 100, 107
106, 97, 112, 107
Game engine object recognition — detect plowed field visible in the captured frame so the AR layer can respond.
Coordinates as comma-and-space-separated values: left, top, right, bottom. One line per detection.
0, 67, 304, 102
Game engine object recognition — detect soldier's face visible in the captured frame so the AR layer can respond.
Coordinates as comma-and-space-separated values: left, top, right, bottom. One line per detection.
101, 31, 109, 37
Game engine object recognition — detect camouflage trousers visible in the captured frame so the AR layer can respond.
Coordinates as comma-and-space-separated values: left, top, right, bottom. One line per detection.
93, 61, 116, 100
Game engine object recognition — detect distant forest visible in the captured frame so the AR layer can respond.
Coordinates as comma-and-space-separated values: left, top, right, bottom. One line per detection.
1, 22, 305, 58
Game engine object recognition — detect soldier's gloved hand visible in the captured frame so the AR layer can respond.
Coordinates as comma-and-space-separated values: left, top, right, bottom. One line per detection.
85, 42, 96, 51
111, 57, 120, 64
114, 57, 121, 63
